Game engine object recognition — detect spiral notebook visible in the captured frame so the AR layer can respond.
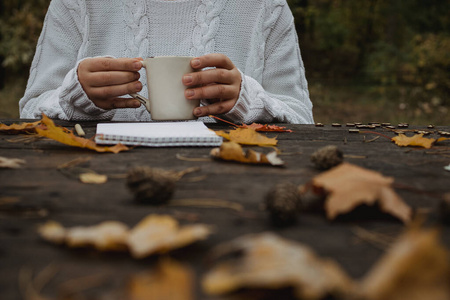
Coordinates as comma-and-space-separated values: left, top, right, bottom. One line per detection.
95, 122, 223, 147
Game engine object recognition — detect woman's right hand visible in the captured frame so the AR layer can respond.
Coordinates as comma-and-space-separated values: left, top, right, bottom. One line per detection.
77, 57, 143, 109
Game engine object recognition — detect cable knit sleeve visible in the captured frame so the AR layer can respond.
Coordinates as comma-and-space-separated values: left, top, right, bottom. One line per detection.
19, 0, 114, 120
224, 3, 314, 124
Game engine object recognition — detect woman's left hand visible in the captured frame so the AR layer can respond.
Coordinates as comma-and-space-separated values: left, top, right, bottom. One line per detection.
182, 53, 242, 117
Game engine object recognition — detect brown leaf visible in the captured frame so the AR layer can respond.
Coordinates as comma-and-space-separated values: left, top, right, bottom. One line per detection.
215, 128, 277, 146
392, 133, 435, 149
358, 225, 450, 300
210, 141, 284, 166
312, 163, 412, 223
126, 258, 194, 300
202, 232, 354, 300
36, 114, 129, 153
127, 215, 213, 259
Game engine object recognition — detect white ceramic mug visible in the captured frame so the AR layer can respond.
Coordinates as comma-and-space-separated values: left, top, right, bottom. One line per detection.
129, 56, 199, 120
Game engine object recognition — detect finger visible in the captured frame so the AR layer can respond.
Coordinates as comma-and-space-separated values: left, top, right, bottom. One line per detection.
89, 81, 142, 100
185, 84, 237, 101
86, 57, 143, 72
183, 68, 234, 86
191, 53, 234, 70
94, 98, 141, 110
110, 98, 142, 109
193, 100, 235, 117
88, 71, 140, 87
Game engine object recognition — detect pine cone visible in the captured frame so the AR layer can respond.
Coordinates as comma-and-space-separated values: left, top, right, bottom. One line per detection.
126, 166, 177, 204
311, 145, 343, 170
265, 182, 301, 226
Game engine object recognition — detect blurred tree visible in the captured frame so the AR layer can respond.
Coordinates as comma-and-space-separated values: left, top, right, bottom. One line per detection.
0, 0, 50, 88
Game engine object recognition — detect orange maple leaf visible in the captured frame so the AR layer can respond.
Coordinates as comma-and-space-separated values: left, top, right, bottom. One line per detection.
392, 133, 435, 149
0, 120, 41, 134
311, 162, 412, 223
210, 115, 292, 132
215, 128, 277, 146
36, 114, 129, 153
210, 141, 284, 166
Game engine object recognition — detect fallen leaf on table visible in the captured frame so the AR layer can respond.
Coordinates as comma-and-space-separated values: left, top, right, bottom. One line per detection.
127, 215, 213, 259
392, 133, 435, 149
445, 164, 450, 172
79, 172, 108, 184
210, 141, 284, 166
126, 258, 194, 300
0, 156, 26, 168
210, 115, 293, 132
215, 128, 277, 146
35, 114, 129, 153
38, 215, 213, 258
357, 225, 450, 300
202, 232, 353, 300
0, 120, 41, 134
310, 162, 412, 223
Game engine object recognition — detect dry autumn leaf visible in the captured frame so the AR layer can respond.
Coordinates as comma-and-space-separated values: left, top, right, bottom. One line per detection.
38, 215, 213, 258
202, 232, 354, 300
127, 215, 213, 259
126, 258, 194, 300
392, 133, 435, 149
0, 120, 41, 133
0, 156, 26, 169
215, 128, 277, 146
36, 114, 129, 153
210, 141, 284, 166
79, 172, 108, 184
310, 162, 412, 223
210, 115, 293, 132
357, 225, 450, 300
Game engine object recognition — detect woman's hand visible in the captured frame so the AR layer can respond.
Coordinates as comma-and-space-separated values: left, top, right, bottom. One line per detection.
182, 53, 242, 117
77, 57, 143, 109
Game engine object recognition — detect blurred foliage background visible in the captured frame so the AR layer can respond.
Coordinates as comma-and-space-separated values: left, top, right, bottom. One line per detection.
1, 0, 449, 124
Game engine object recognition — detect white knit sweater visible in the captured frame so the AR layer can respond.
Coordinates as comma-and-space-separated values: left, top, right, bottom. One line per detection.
19, 0, 314, 124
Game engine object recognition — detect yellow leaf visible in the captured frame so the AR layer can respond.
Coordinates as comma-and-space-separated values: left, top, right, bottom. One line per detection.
0, 120, 41, 133
215, 128, 277, 146
210, 141, 284, 166
202, 232, 353, 299
311, 163, 412, 224
79, 172, 108, 184
36, 114, 129, 153
127, 258, 194, 300
392, 133, 435, 149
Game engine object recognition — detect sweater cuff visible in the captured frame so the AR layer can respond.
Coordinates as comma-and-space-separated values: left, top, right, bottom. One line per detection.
59, 58, 114, 120
223, 71, 264, 124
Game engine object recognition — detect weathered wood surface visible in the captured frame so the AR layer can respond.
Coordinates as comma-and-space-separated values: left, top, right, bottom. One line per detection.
1, 119, 449, 299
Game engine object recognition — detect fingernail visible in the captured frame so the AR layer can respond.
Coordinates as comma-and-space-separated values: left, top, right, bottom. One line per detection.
192, 59, 201, 68
183, 75, 193, 84
132, 100, 141, 108
135, 82, 142, 91
194, 108, 202, 116
134, 61, 143, 69
186, 89, 195, 97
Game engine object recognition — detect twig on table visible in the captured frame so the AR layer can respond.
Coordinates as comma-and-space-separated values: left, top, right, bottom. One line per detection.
170, 198, 244, 212
176, 153, 211, 162
351, 226, 396, 250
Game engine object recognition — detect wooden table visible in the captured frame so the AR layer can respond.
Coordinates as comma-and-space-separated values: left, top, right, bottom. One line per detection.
1, 119, 449, 299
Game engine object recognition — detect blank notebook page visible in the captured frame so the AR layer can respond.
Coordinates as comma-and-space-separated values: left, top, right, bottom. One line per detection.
95, 122, 223, 147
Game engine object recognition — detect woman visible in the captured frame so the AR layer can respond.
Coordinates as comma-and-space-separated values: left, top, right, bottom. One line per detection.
19, 0, 314, 124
